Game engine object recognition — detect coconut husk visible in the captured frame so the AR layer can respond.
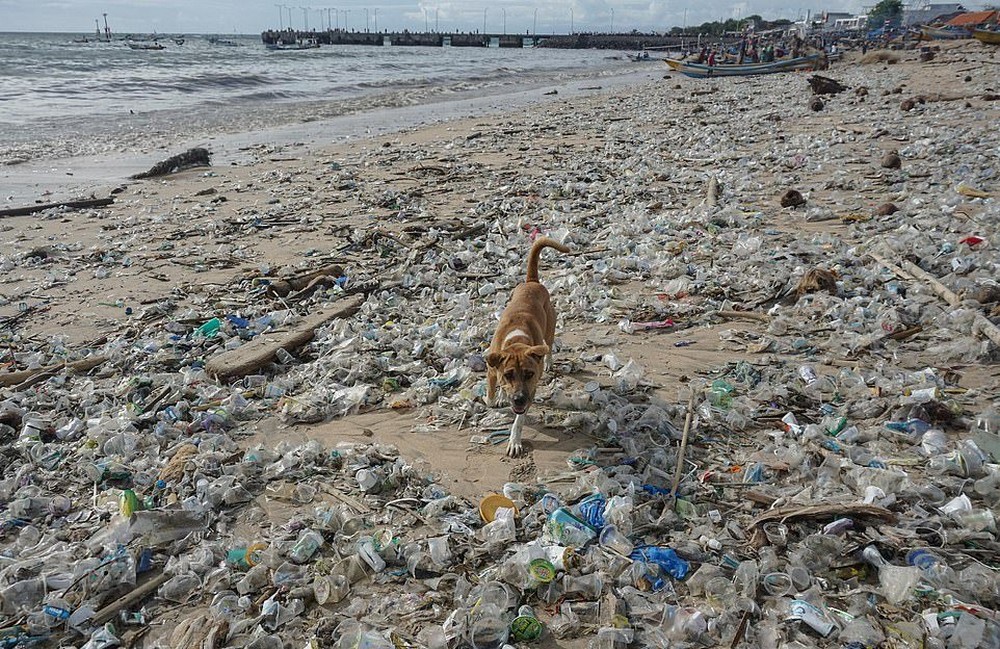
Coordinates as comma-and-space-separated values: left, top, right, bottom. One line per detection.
860, 51, 899, 65
796, 268, 838, 298
159, 443, 199, 483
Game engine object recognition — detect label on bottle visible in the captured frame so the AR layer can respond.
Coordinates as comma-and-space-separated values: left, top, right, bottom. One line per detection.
788, 600, 835, 636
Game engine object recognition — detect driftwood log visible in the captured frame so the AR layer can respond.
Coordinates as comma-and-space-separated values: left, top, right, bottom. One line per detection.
205, 296, 363, 381
0, 355, 109, 388
132, 147, 211, 180
870, 250, 1000, 348
91, 572, 170, 625
808, 75, 848, 95
265, 264, 344, 298
749, 503, 896, 546
0, 197, 114, 219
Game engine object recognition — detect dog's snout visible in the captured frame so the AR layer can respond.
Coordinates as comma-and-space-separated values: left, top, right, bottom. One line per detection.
511, 393, 528, 407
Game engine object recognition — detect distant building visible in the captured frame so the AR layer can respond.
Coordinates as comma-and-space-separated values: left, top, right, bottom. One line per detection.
833, 15, 868, 31
902, 3, 965, 27
820, 11, 854, 30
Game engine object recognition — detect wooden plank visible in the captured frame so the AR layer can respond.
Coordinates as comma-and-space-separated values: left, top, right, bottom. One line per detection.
204, 296, 363, 382
0, 197, 114, 219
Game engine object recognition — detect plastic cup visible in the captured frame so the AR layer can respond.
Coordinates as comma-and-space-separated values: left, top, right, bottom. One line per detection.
704, 576, 737, 611
762, 522, 788, 546
788, 566, 811, 591
598, 524, 634, 556
313, 573, 349, 605
469, 614, 509, 649
427, 536, 451, 566
762, 572, 793, 596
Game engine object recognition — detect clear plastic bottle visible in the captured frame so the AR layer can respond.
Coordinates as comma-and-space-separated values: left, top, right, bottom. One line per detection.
970, 408, 1000, 435
286, 530, 323, 564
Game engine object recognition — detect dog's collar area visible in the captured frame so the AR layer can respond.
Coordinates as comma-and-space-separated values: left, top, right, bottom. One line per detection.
501, 328, 531, 345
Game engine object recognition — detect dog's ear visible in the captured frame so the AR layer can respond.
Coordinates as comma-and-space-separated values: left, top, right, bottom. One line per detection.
527, 344, 549, 361
485, 351, 504, 368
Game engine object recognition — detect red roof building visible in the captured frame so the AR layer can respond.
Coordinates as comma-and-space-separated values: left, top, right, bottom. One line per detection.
946, 10, 998, 26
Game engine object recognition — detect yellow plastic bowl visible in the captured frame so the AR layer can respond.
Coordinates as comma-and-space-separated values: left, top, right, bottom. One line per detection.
479, 493, 518, 523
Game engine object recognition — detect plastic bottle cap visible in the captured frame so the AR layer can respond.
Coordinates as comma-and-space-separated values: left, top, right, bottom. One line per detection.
510, 614, 543, 641
528, 558, 556, 583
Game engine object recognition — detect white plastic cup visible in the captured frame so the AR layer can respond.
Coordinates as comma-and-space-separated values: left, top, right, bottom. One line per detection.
762, 572, 793, 596
598, 525, 634, 556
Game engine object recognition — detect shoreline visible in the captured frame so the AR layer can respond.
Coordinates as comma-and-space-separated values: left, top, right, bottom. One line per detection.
1, 65, 655, 204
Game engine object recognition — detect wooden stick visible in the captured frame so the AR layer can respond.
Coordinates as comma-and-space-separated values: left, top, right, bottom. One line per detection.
670, 394, 695, 501
91, 572, 170, 625
204, 296, 363, 381
713, 309, 771, 322
1, 354, 108, 388
0, 197, 114, 219
749, 503, 896, 531
870, 251, 1000, 348
705, 175, 720, 207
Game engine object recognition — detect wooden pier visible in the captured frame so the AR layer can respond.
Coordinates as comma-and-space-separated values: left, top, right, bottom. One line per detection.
261, 29, 692, 50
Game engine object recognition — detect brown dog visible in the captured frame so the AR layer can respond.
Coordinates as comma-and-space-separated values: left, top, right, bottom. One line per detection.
485, 236, 570, 457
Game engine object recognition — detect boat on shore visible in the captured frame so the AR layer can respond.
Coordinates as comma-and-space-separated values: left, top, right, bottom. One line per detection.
920, 24, 972, 40
664, 53, 824, 78
973, 28, 1000, 45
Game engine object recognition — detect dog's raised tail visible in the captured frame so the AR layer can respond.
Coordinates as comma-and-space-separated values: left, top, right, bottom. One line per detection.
526, 236, 570, 283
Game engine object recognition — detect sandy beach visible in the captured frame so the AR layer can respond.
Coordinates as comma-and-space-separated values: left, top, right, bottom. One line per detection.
1, 40, 999, 648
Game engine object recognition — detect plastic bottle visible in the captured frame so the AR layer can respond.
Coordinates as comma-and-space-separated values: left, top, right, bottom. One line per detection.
546, 508, 597, 548
862, 546, 919, 605
571, 493, 607, 529
288, 530, 323, 564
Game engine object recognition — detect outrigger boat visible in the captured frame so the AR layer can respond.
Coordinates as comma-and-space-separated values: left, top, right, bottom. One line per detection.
266, 38, 320, 50
973, 28, 1000, 45
664, 53, 824, 78
920, 24, 972, 40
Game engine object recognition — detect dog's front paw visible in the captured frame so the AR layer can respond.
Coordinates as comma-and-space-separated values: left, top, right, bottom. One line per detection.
506, 438, 524, 458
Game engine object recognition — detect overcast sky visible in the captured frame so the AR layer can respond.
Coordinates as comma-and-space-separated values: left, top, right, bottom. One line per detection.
3, 0, 987, 34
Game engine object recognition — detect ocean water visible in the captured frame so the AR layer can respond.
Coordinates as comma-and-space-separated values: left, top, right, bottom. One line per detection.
0, 32, 626, 163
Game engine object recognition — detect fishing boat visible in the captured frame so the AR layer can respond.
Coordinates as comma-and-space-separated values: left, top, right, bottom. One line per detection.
920, 24, 972, 40
127, 41, 165, 50
266, 38, 320, 50
664, 53, 824, 79
972, 28, 1000, 45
